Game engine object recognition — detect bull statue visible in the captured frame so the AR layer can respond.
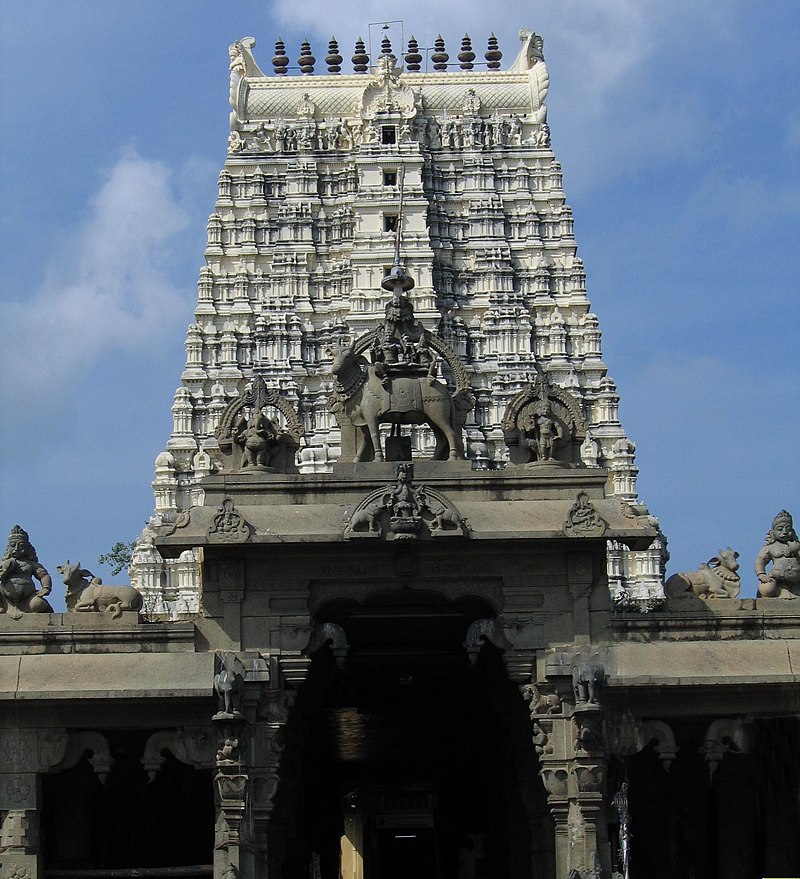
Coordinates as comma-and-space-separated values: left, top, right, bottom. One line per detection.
665, 547, 740, 599
57, 561, 144, 617
330, 343, 466, 462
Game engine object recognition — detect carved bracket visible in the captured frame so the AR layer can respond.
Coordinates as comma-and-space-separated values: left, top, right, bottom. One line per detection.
563, 492, 607, 538
463, 617, 512, 665
306, 622, 350, 668
208, 499, 251, 544
44, 731, 113, 784
702, 717, 750, 777
141, 728, 215, 781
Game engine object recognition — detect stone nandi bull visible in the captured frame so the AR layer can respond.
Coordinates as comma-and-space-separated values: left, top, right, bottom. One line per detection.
57, 561, 144, 617
330, 344, 466, 462
665, 547, 741, 599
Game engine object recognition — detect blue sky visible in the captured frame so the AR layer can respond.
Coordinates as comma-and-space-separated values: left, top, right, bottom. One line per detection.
1, 1, 798, 608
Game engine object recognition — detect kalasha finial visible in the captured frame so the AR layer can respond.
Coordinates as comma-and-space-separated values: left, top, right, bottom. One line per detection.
485, 33, 502, 69
458, 34, 475, 70
352, 37, 369, 74
431, 35, 449, 71
298, 39, 315, 75
326, 37, 342, 74
381, 33, 393, 56
405, 36, 422, 72
272, 38, 289, 76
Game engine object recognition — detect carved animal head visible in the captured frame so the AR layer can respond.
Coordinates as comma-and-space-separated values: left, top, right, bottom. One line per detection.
708, 547, 740, 574
57, 561, 94, 591
330, 343, 357, 376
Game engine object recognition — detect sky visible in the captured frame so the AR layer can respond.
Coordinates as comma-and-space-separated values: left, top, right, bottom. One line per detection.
1, 1, 798, 610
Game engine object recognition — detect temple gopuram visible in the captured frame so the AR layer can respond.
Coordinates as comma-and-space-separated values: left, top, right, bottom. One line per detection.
1, 28, 798, 879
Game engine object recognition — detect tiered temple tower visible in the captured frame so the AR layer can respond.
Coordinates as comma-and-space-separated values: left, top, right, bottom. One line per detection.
133, 30, 664, 612
3, 28, 800, 879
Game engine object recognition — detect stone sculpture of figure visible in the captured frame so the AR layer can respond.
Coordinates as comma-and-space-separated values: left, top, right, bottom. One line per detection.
563, 491, 607, 537
0, 525, 53, 618
233, 407, 279, 468
389, 462, 424, 523
214, 653, 245, 719
756, 510, 800, 598
572, 663, 604, 706
519, 400, 564, 461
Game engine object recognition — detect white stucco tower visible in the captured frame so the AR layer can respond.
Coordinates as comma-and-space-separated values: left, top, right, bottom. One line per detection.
132, 29, 665, 612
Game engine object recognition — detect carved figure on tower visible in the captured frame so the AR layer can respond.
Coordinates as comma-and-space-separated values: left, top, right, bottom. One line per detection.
215, 376, 303, 473
502, 368, 587, 466
755, 510, 800, 598
329, 263, 473, 463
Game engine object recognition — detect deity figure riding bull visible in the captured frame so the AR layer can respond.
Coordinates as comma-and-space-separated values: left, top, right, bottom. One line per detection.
329, 265, 473, 463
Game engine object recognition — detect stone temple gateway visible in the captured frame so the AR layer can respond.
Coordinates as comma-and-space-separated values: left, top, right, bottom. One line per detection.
1, 28, 799, 879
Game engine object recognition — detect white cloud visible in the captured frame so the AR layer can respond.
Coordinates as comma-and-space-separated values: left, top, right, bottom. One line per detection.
0, 149, 191, 409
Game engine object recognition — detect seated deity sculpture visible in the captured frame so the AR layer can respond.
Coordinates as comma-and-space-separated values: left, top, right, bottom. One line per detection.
215, 376, 304, 474
0, 525, 53, 618
232, 407, 279, 468
756, 510, 800, 598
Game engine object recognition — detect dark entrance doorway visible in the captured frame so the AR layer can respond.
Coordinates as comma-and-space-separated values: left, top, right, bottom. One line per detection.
272, 589, 550, 878
374, 827, 437, 879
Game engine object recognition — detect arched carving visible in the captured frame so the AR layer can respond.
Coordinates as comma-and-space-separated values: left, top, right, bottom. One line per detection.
141, 728, 215, 782
502, 368, 587, 466
47, 731, 114, 784
344, 462, 466, 539
703, 717, 750, 777
215, 375, 303, 473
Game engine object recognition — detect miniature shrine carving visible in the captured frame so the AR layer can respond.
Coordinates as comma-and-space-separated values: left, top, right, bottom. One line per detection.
502, 370, 587, 466
215, 376, 303, 473
345, 463, 465, 539
329, 265, 473, 462
665, 547, 741, 599
563, 492, 607, 537
208, 499, 251, 544
0, 526, 53, 618
57, 561, 144, 616
755, 510, 800, 598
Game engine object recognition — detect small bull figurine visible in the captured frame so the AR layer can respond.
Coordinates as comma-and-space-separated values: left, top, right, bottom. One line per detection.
57, 561, 143, 618
665, 547, 740, 599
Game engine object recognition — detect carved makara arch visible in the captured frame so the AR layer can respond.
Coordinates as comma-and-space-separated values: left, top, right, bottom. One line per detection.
39, 730, 114, 784
141, 728, 216, 781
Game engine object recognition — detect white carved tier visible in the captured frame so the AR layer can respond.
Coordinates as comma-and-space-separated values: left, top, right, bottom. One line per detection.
131, 31, 663, 609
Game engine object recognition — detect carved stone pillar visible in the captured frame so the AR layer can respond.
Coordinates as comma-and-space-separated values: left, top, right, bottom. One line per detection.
524, 668, 611, 879
0, 774, 42, 879
214, 720, 252, 879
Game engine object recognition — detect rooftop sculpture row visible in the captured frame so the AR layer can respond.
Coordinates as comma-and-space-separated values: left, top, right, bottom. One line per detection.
2, 512, 797, 617
664, 510, 800, 600
0, 526, 143, 618
236, 33, 506, 78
